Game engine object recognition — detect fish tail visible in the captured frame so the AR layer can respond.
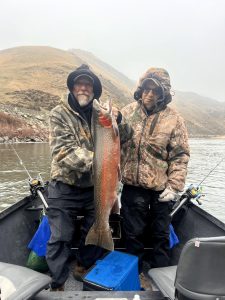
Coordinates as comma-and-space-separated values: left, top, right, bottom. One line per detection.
85, 224, 114, 251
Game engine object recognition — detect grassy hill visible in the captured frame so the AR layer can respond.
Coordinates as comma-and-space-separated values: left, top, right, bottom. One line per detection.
172, 91, 225, 136
69, 49, 134, 89
0, 46, 225, 141
0, 46, 132, 110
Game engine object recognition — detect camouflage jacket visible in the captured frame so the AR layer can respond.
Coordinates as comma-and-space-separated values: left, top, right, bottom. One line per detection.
121, 101, 190, 192
49, 95, 132, 187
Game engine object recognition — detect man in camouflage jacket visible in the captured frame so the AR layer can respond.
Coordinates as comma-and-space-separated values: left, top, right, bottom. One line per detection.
46, 64, 132, 290
121, 68, 190, 271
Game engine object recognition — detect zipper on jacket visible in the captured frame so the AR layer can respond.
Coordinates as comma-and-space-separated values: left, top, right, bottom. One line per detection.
136, 117, 147, 184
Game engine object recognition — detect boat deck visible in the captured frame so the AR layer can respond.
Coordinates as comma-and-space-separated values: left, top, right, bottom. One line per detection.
34, 259, 161, 299
2, 196, 225, 299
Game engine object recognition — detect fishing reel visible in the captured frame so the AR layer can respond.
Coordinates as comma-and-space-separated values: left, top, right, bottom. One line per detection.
185, 184, 203, 205
29, 174, 45, 197
170, 184, 204, 218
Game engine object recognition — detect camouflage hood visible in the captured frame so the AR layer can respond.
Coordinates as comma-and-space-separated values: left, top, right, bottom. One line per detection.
134, 67, 172, 108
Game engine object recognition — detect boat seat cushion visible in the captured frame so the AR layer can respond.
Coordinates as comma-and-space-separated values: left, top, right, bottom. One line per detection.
148, 266, 177, 300
0, 262, 51, 300
175, 236, 225, 299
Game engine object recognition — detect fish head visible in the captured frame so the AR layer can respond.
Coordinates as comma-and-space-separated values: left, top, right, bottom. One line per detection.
93, 99, 112, 128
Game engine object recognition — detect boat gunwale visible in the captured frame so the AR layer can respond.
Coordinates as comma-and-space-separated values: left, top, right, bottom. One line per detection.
0, 195, 33, 221
1, 195, 225, 233
188, 201, 225, 232
35, 290, 165, 300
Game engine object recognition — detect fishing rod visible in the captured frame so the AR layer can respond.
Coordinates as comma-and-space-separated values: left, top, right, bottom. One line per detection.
11, 145, 32, 180
10, 144, 48, 210
197, 157, 224, 187
170, 157, 224, 218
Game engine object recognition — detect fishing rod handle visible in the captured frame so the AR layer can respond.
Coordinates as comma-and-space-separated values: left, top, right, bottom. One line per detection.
170, 197, 188, 218
37, 190, 49, 210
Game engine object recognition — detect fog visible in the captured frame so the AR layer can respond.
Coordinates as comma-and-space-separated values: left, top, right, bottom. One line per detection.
1, 0, 225, 100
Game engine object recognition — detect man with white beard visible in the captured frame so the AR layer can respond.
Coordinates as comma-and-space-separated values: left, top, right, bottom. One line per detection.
46, 64, 132, 290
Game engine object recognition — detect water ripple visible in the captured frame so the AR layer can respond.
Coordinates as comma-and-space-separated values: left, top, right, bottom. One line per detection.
0, 140, 225, 224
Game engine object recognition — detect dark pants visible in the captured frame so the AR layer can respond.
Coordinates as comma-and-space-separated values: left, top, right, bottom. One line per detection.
121, 184, 171, 272
46, 181, 103, 288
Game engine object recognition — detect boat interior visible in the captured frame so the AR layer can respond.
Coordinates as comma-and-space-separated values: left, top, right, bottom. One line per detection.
0, 194, 225, 299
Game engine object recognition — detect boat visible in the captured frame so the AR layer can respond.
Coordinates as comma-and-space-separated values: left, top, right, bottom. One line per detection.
0, 186, 225, 299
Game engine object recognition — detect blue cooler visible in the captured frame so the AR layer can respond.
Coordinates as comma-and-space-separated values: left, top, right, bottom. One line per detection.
83, 251, 141, 291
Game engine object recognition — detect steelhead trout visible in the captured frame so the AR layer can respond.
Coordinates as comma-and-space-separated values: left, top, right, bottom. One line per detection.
85, 99, 120, 251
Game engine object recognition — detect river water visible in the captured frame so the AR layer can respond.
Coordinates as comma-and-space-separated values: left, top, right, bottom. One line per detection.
0, 139, 225, 223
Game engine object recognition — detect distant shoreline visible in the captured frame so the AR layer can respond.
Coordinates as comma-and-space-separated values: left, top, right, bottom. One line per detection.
189, 135, 225, 139
1, 136, 225, 144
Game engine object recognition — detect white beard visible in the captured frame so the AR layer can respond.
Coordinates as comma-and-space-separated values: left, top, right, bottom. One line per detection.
77, 93, 94, 107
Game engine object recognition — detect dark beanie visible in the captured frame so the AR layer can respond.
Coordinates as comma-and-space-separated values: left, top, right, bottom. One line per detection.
67, 64, 102, 99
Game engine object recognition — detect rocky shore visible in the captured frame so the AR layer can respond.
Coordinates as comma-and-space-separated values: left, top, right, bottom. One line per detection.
0, 104, 49, 143
0, 136, 48, 143
1, 104, 225, 143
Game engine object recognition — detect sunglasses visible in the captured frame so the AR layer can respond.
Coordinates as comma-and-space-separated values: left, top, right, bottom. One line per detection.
143, 86, 162, 96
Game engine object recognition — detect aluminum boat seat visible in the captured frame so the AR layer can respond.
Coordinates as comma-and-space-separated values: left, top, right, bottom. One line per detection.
148, 266, 176, 299
0, 262, 51, 300
149, 236, 225, 300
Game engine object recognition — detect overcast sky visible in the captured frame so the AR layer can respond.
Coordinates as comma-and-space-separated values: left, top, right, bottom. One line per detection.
1, 0, 225, 101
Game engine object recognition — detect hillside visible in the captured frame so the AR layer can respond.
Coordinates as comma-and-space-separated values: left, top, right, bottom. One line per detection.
172, 91, 225, 136
69, 49, 134, 90
0, 46, 132, 109
0, 46, 133, 142
0, 46, 225, 142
